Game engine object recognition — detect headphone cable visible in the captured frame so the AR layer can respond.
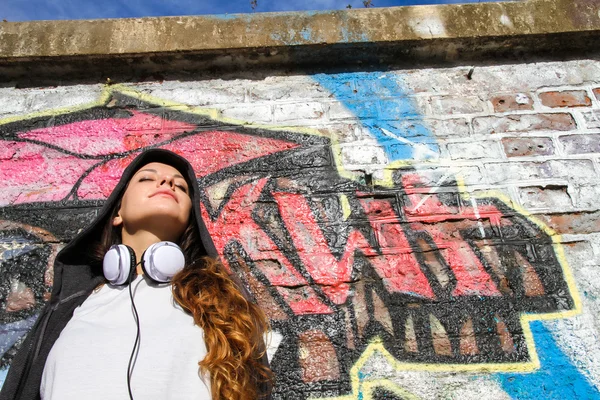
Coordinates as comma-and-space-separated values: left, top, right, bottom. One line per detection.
127, 272, 142, 400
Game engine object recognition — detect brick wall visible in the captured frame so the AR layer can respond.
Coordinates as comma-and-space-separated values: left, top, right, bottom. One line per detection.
1, 58, 599, 399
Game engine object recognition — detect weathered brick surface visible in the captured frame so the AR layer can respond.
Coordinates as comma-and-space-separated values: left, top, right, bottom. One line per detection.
274, 102, 326, 122
581, 110, 600, 129
431, 96, 485, 115
473, 113, 576, 134
445, 141, 501, 160
424, 118, 470, 137
539, 90, 592, 108
491, 93, 534, 112
537, 211, 600, 234
559, 134, 600, 154
485, 161, 554, 183
1, 56, 600, 400
502, 137, 555, 157
485, 159, 597, 184
221, 104, 273, 123
518, 185, 572, 210
570, 185, 600, 209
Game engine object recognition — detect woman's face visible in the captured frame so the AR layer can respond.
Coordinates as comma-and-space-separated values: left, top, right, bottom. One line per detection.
113, 162, 192, 240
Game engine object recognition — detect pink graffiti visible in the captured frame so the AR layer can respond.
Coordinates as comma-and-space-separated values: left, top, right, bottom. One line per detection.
0, 141, 97, 206
200, 178, 332, 315
18, 111, 195, 156
161, 131, 299, 177
401, 173, 501, 296
275, 192, 435, 304
79, 130, 299, 200
77, 154, 140, 199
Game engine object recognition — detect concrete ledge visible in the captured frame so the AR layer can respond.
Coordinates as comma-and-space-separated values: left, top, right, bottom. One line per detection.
0, 0, 599, 82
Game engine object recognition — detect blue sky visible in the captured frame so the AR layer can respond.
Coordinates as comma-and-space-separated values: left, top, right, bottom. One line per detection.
3, 0, 496, 21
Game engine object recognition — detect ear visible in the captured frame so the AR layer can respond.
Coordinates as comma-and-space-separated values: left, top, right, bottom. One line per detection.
113, 214, 123, 227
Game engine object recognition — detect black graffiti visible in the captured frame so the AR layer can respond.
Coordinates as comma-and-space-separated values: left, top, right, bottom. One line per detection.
0, 92, 576, 399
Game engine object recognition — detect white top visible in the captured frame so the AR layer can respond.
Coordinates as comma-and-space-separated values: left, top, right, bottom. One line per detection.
41, 275, 211, 400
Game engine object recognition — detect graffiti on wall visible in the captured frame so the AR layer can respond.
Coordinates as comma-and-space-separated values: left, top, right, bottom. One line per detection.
0, 86, 586, 398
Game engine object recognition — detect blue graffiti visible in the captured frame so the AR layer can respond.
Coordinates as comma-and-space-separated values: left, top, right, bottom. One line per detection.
497, 321, 599, 399
312, 72, 439, 161
0, 315, 39, 391
0, 315, 38, 358
0, 368, 8, 390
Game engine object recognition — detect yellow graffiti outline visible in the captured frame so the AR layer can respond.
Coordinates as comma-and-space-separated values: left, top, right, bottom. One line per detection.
0, 85, 581, 379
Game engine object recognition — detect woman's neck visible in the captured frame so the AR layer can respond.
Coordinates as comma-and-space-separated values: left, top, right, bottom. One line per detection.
121, 230, 168, 275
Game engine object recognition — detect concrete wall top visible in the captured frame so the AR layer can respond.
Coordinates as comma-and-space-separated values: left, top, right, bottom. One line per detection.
0, 0, 598, 81
1, 0, 599, 58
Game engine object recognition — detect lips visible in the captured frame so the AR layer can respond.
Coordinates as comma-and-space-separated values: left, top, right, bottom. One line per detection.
150, 189, 178, 202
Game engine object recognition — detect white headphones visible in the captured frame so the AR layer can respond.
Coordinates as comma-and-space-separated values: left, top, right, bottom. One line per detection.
103, 241, 185, 285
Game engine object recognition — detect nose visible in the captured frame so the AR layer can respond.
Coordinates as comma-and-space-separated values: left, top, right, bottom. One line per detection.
158, 174, 176, 189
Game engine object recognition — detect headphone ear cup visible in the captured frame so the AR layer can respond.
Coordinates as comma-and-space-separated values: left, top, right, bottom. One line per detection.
141, 241, 185, 284
103, 244, 137, 285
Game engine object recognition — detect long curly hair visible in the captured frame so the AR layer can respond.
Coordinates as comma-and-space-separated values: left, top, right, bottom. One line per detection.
95, 199, 273, 400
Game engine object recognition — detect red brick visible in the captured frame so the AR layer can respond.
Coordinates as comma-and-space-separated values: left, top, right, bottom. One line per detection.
473, 113, 576, 134
539, 90, 592, 108
536, 211, 600, 234
6, 285, 36, 312
593, 88, 600, 101
298, 330, 340, 382
491, 94, 533, 112
502, 137, 554, 157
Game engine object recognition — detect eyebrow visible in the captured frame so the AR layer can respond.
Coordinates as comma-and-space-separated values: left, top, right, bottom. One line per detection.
137, 168, 186, 181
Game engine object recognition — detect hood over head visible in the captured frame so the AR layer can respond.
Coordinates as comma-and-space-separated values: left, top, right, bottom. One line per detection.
52, 149, 217, 300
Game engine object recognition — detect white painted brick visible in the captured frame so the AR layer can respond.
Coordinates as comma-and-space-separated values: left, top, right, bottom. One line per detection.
548, 159, 599, 184
247, 78, 331, 101
25, 85, 101, 113
445, 141, 501, 160
274, 102, 326, 122
430, 95, 485, 115
413, 96, 431, 115
485, 161, 553, 184
425, 118, 470, 137
324, 123, 374, 143
472, 113, 576, 135
220, 104, 272, 124
397, 60, 600, 95
581, 110, 600, 129
0, 89, 29, 115
570, 185, 600, 209
339, 142, 387, 166
486, 159, 597, 185
141, 84, 246, 106
328, 100, 377, 120
518, 186, 573, 210
561, 239, 600, 268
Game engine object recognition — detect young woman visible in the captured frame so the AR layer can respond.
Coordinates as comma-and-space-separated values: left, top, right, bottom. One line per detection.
0, 149, 272, 400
